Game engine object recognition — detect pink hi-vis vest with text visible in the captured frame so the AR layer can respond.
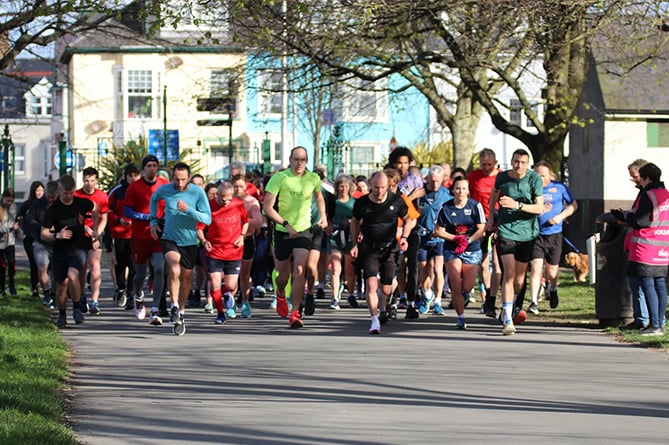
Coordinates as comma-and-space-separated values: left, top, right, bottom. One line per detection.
628, 187, 669, 266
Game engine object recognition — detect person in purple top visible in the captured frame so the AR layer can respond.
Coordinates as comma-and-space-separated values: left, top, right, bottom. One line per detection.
388, 146, 425, 318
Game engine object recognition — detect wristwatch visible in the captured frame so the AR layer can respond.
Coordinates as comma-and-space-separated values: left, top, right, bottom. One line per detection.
517, 202, 524, 210
281, 220, 289, 227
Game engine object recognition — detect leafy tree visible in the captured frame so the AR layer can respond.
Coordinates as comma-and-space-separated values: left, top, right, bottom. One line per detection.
410, 140, 454, 169
226, 0, 669, 169
98, 134, 202, 191
0, 1, 163, 70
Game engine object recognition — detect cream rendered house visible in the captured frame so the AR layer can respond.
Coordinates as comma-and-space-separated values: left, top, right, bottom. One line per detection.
57, 2, 247, 180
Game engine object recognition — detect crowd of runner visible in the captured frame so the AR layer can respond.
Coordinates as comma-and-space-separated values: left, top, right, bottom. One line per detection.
9, 146, 668, 336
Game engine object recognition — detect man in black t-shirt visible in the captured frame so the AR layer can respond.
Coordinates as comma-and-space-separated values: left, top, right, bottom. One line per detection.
41, 175, 95, 328
350, 171, 413, 334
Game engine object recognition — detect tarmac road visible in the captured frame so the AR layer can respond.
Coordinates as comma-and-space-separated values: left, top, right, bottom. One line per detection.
58, 283, 669, 445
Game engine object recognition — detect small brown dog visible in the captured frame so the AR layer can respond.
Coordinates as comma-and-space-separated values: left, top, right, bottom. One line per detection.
564, 251, 589, 282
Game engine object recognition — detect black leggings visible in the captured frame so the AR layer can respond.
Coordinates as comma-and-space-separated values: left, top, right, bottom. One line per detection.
0, 245, 16, 291
114, 238, 135, 294
23, 237, 38, 291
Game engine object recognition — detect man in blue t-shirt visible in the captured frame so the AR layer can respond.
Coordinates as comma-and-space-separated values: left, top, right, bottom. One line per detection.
527, 161, 577, 315
150, 162, 211, 335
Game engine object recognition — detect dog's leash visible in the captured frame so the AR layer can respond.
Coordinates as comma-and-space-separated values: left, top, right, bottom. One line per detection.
564, 235, 580, 253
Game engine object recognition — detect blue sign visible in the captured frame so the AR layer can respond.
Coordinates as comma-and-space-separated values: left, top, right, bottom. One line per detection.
53, 150, 74, 168
148, 129, 180, 163
98, 139, 110, 156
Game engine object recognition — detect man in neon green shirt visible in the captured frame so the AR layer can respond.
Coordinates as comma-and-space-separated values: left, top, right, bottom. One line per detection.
263, 146, 327, 328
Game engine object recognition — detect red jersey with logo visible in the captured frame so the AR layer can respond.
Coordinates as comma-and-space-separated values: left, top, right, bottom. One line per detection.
74, 188, 109, 230
205, 197, 248, 261
124, 176, 168, 239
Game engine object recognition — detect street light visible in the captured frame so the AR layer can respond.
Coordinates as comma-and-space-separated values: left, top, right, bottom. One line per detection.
1, 124, 14, 191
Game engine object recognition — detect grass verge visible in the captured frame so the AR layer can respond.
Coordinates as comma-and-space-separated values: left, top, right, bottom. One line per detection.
530, 270, 669, 350
0, 270, 78, 445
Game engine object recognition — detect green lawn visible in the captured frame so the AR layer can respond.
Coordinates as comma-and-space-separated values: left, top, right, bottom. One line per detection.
0, 271, 78, 445
530, 270, 669, 350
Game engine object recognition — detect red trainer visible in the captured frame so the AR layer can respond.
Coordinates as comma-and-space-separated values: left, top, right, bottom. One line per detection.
276, 296, 289, 318
289, 310, 303, 329
513, 309, 527, 325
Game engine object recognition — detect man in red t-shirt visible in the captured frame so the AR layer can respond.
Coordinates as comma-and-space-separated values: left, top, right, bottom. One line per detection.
197, 181, 249, 325
74, 166, 109, 315
123, 155, 169, 325
467, 148, 502, 317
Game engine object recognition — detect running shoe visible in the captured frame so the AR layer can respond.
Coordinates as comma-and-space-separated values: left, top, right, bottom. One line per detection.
55, 313, 67, 328
369, 317, 381, 335
418, 297, 431, 315
432, 303, 445, 315
73, 306, 85, 324
527, 302, 539, 315
549, 288, 559, 309
169, 306, 179, 323
482, 303, 497, 318
405, 305, 419, 319
329, 299, 341, 310
639, 326, 664, 336
80, 294, 88, 313
116, 289, 127, 308
513, 308, 527, 325
270, 296, 277, 310
88, 301, 100, 315
347, 294, 359, 308
397, 296, 408, 309
8, 284, 17, 296
125, 297, 134, 311
455, 318, 467, 330
214, 313, 226, 325
241, 302, 252, 318
379, 310, 389, 325
276, 295, 289, 318
289, 310, 303, 329
148, 311, 163, 326
134, 296, 146, 320
42, 293, 54, 307
172, 311, 186, 336
304, 293, 316, 316
203, 303, 214, 314
255, 285, 266, 298
316, 287, 325, 300
226, 307, 237, 319
502, 321, 516, 336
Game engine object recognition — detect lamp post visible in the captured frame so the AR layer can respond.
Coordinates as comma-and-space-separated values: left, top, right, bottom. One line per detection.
1, 124, 14, 191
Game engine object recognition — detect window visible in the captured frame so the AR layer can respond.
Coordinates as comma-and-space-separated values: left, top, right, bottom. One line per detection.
26, 94, 51, 116
14, 143, 25, 175
526, 103, 540, 128
337, 78, 388, 122
350, 145, 375, 164
128, 70, 153, 118
1, 96, 14, 113
114, 68, 162, 120
24, 78, 52, 117
647, 120, 669, 148
510, 99, 522, 126
258, 70, 283, 116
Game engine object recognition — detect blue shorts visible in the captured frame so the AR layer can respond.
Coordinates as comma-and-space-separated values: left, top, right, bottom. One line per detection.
418, 242, 444, 262
444, 249, 482, 265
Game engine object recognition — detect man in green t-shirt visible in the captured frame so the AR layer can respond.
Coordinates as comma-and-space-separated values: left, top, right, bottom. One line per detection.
263, 146, 327, 329
485, 149, 543, 336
